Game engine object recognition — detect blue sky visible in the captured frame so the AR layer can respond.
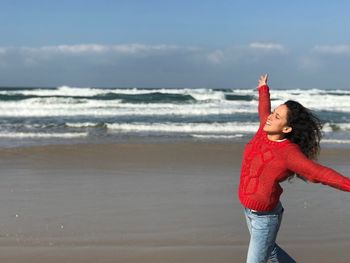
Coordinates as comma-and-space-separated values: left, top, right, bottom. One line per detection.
1, 0, 350, 89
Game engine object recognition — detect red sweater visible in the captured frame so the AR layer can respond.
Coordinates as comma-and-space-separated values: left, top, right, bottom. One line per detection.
238, 85, 350, 212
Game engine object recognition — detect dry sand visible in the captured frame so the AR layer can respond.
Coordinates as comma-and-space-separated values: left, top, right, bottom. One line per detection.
0, 142, 349, 262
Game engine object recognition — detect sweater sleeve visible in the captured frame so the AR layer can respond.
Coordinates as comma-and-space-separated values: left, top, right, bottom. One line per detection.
258, 85, 271, 126
285, 146, 350, 192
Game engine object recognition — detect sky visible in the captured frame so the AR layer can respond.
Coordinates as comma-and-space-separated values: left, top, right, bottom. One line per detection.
1, 0, 350, 89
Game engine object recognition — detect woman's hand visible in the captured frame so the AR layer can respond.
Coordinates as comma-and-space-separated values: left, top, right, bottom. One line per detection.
258, 74, 268, 88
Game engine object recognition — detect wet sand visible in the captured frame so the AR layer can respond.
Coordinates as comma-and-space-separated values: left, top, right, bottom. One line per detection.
0, 142, 349, 262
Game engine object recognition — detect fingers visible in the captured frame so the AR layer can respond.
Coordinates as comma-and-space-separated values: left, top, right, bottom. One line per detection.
260, 74, 268, 82
264, 73, 268, 82
258, 73, 268, 86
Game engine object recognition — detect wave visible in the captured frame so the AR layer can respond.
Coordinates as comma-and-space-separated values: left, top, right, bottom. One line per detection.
321, 139, 350, 144
0, 122, 350, 137
106, 122, 260, 134
0, 132, 88, 138
3, 121, 349, 135
323, 123, 350, 132
191, 134, 244, 139
0, 101, 255, 117
0, 86, 228, 102
1, 86, 350, 98
0, 86, 349, 113
65, 122, 106, 128
0, 86, 349, 147
64, 121, 349, 133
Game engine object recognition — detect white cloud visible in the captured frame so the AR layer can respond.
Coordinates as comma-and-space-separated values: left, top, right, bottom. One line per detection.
0, 42, 295, 87
204, 42, 288, 66
18, 44, 200, 56
110, 44, 198, 54
0, 43, 287, 65
313, 44, 350, 55
0, 43, 204, 73
19, 44, 107, 55
248, 42, 286, 52
41, 44, 109, 54
0, 43, 203, 67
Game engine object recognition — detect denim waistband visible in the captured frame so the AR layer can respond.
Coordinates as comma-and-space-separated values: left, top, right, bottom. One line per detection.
246, 202, 284, 216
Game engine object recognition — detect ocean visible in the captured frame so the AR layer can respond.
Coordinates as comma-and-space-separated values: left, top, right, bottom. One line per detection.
0, 86, 349, 148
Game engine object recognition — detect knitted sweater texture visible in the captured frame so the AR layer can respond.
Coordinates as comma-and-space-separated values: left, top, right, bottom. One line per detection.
238, 85, 350, 212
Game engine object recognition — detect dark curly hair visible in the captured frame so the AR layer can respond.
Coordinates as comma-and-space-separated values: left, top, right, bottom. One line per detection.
284, 100, 323, 160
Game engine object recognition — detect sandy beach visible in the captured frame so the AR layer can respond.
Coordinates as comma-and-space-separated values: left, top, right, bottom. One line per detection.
0, 142, 349, 262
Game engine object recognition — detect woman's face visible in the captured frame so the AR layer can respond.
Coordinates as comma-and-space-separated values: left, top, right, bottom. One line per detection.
263, 104, 291, 135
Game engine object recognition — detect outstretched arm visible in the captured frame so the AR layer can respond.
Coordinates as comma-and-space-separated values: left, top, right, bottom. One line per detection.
286, 146, 350, 192
257, 74, 271, 126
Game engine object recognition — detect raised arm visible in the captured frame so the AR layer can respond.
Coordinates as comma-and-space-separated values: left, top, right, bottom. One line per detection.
286, 146, 350, 192
257, 74, 271, 125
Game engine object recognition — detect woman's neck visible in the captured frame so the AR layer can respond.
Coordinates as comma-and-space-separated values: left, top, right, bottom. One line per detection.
267, 133, 286, 142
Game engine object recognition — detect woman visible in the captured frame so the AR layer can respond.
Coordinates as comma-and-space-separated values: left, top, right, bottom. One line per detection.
238, 74, 350, 263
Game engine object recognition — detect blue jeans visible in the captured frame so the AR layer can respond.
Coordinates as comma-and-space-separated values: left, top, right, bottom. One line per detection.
244, 203, 296, 263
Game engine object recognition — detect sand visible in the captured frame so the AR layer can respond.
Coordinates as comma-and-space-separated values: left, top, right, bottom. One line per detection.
0, 142, 349, 262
